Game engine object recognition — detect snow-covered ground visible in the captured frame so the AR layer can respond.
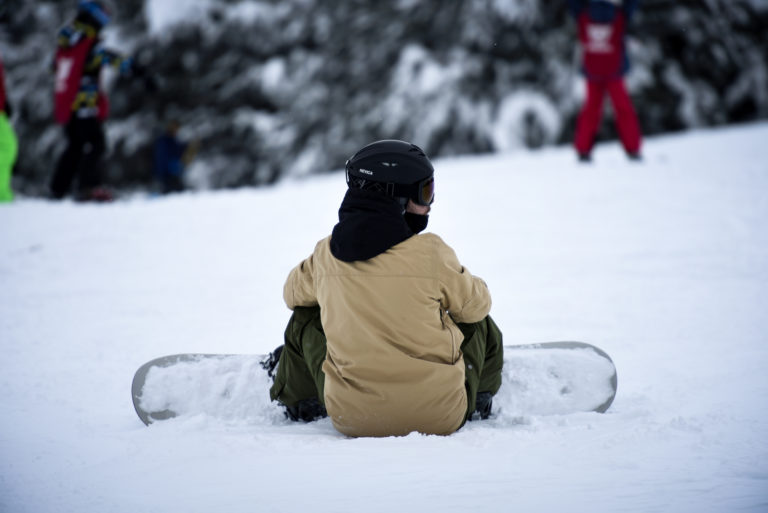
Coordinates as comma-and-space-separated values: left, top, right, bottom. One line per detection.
1, 124, 767, 512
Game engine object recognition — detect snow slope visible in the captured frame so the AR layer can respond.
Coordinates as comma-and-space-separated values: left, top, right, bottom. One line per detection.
1, 124, 767, 512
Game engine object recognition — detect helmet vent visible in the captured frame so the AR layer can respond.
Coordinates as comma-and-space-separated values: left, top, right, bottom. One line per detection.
408, 144, 426, 157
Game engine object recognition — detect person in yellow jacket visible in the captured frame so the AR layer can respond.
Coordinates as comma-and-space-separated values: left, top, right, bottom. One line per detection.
268, 140, 504, 437
0, 54, 17, 203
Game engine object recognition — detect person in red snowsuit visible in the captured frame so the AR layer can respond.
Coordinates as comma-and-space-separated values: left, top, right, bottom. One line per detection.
568, 0, 642, 161
51, 1, 137, 200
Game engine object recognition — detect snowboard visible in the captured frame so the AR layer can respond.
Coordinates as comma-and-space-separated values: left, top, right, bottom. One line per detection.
131, 341, 618, 426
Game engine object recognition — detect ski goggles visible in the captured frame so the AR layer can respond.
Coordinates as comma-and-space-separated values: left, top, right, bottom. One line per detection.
346, 172, 434, 206
390, 176, 435, 207
415, 177, 435, 206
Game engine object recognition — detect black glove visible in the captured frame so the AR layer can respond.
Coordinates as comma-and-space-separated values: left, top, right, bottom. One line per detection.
3, 100, 11, 118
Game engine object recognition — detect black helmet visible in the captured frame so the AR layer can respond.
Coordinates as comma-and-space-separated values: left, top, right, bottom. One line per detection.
345, 140, 435, 206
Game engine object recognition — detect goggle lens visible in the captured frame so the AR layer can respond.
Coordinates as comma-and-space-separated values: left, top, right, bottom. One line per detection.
420, 178, 435, 205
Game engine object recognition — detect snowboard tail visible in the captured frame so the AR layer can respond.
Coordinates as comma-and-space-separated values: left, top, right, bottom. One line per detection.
131, 342, 617, 426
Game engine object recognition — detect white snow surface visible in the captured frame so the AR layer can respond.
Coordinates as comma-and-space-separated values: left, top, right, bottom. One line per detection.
1, 124, 767, 512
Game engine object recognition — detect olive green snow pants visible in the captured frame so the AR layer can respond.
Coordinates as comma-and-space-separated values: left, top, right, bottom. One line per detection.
269, 306, 504, 422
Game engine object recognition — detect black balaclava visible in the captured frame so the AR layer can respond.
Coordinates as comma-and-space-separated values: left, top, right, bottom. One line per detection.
330, 188, 429, 262
404, 211, 429, 234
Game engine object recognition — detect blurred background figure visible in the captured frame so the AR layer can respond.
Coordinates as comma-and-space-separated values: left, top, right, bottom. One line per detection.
153, 120, 199, 195
568, 0, 642, 162
1, 1, 763, 196
50, 1, 141, 201
0, 52, 17, 203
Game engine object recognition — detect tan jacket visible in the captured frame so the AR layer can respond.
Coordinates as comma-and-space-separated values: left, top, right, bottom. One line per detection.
284, 233, 491, 437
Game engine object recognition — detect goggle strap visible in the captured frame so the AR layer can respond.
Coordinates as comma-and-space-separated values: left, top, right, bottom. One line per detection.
348, 173, 433, 205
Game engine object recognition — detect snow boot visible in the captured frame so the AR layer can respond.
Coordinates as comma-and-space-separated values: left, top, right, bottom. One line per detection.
471, 391, 493, 421
285, 397, 327, 422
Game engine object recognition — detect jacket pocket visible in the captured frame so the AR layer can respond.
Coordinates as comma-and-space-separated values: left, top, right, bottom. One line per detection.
440, 308, 462, 364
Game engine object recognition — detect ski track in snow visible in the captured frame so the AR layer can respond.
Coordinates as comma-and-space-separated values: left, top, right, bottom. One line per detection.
1, 123, 767, 512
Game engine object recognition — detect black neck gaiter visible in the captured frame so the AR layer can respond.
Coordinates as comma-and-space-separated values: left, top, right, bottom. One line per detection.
330, 189, 426, 262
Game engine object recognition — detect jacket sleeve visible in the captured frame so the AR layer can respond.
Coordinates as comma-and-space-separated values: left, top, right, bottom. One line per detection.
283, 251, 319, 310
96, 45, 134, 76
435, 238, 492, 324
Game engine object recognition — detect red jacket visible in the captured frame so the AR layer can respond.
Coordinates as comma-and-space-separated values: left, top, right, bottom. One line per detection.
569, 0, 637, 81
54, 25, 99, 124
54, 22, 132, 124
578, 10, 627, 80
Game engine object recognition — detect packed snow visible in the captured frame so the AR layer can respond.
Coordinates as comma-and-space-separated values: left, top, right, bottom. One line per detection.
1, 123, 767, 512
138, 355, 279, 424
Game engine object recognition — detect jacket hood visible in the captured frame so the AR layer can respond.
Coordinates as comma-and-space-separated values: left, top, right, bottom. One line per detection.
330, 188, 421, 262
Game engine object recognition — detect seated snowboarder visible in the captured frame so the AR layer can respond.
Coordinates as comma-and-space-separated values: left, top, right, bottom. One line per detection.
268, 140, 504, 437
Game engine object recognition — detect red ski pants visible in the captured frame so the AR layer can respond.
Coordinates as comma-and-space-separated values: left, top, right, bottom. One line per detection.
574, 78, 642, 155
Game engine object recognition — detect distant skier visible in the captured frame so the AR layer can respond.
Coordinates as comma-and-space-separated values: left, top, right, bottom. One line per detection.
50, 1, 142, 201
267, 140, 504, 437
153, 120, 198, 195
0, 53, 17, 203
568, 0, 643, 161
